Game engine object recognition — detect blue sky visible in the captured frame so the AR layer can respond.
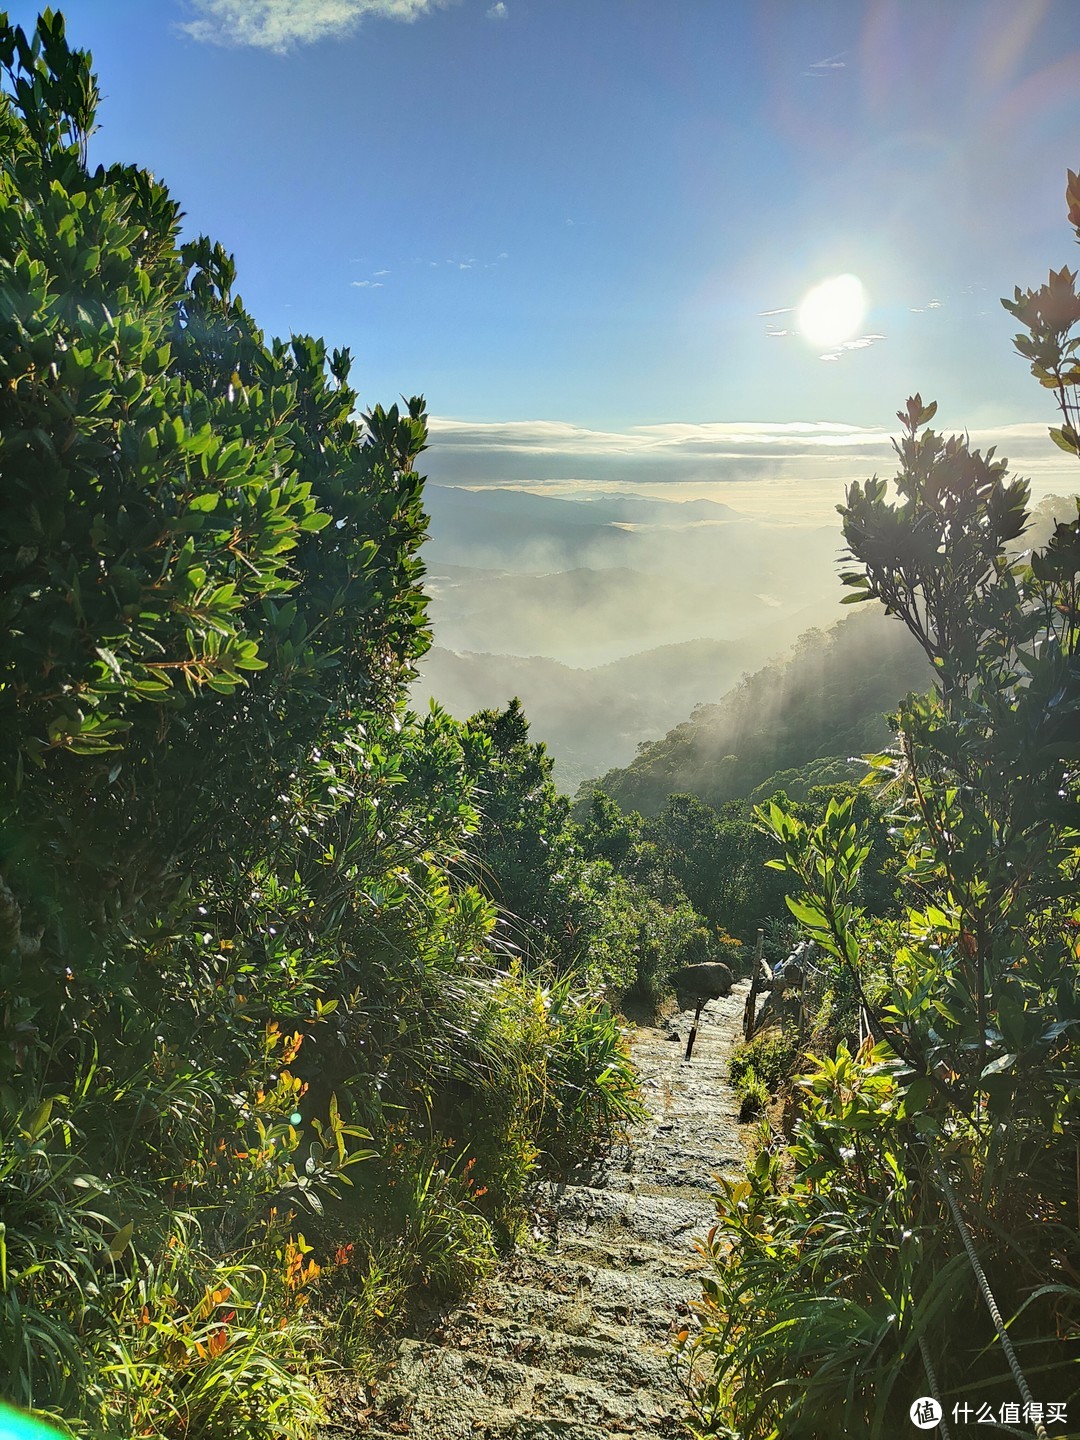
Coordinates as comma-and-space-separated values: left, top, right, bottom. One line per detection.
10, 0, 1080, 489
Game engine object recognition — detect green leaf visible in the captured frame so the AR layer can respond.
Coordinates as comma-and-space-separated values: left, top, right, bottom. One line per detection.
70, 1173, 110, 1193
901, 1076, 933, 1116
785, 896, 828, 929
980, 1053, 1018, 1078
106, 1221, 134, 1260
1049, 426, 1080, 454
23, 1098, 53, 1140
94, 646, 124, 682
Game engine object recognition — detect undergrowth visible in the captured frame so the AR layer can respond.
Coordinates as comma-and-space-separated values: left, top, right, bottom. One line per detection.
0, 17, 645, 1436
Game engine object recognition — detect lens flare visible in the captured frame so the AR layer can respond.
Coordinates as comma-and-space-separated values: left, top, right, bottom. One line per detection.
797, 274, 866, 348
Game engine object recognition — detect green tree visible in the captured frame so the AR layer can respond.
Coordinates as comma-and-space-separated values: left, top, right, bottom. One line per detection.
0, 11, 431, 1053
0, 19, 647, 1433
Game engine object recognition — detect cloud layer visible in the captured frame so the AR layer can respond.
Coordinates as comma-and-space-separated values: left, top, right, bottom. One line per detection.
181, 0, 446, 51
424, 416, 1080, 492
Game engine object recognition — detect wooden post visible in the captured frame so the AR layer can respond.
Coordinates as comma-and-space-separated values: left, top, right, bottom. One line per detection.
743, 928, 765, 1040
685, 998, 704, 1061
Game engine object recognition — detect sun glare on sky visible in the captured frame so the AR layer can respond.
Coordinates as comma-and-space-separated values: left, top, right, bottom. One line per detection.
796, 274, 866, 349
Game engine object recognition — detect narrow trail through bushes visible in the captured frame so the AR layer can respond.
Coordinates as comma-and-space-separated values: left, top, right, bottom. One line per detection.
326, 982, 750, 1440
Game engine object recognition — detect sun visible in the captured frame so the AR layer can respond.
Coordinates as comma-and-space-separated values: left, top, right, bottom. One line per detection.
797, 274, 866, 348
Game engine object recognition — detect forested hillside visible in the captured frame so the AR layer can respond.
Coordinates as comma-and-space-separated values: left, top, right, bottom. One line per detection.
585, 606, 931, 814
418, 635, 767, 789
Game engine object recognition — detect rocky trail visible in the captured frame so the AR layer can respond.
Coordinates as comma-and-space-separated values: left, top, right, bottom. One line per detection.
326, 982, 750, 1440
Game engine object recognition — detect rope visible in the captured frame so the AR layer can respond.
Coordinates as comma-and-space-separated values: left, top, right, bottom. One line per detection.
918, 1335, 954, 1440
930, 1157, 1050, 1440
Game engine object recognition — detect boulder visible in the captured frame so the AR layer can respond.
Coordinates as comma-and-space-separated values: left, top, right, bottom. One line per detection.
669, 961, 733, 1001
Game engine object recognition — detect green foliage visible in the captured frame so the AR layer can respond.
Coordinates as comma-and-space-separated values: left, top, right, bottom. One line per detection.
0, 17, 649, 1436
838, 393, 1030, 686
732, 1065, 768, 1122
688, 177, 1080, 1435
460, 704, 708, 1003
730, 1030, 801, 1123
729, 1027, 800, 1096
1001, 169, 1080, 458
0, 4, 433, 1081
688, 403, 1080, 1432
0, 1067, 324, 1439
583, 607, 930, 817
536, 973, 644, 1173
572, 788, 760, 1003
682, 1044, 972, 1439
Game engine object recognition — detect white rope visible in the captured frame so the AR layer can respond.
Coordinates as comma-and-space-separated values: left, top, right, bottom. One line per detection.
918, 1334, 954, 1440
930, 1157, 1050, 1440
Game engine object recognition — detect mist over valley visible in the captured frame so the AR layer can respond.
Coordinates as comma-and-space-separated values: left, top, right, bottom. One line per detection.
412, 481, 853, 789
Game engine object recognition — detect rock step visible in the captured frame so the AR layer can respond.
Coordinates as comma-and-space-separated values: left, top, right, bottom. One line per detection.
495, 1250, 704, 1312
533, 1231, 708, 1278
429, 1310, 676, 1391
571, 1169, 737, 1197
345, 1413, 685, 1440
460, 1272, 695, 1343
374, 1339, 688, 1437
533, 1182, 716, 1245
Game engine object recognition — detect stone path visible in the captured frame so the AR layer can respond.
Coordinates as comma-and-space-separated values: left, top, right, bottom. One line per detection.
332, 982, 749, 1440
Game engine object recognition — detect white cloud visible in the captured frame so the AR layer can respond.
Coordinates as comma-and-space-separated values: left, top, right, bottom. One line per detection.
807, 51, 846, 72
350, 279, 383, 287
487, 1, 507, 16
425, 415, 889, 489
821, 332, 886, 360
423, 415, 1079, 492
374, 268, 391, 276
180, 0, 448, 52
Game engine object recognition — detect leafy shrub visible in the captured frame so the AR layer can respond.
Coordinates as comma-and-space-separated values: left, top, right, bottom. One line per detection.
538, 974, 644, 1174
733, 1065, 768, 1122
688, 378, 1080, 1433
0, 17, 649, 1436
729, 1028, 799, 1097
0, 1084, 324, 1439
682, 1043, 971, 1438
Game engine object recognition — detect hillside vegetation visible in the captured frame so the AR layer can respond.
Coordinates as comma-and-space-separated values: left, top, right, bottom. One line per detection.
0, 21, 679, 1436
585, 606, 931, 815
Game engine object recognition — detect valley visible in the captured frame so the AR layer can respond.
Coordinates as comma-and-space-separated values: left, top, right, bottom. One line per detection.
412, 482, 850, 787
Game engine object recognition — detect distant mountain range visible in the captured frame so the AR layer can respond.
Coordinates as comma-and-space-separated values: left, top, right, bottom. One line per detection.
414, 483, 880, 788
415, 637, 754, 791
582, 608, 932, 815
421, 483, 840, 590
